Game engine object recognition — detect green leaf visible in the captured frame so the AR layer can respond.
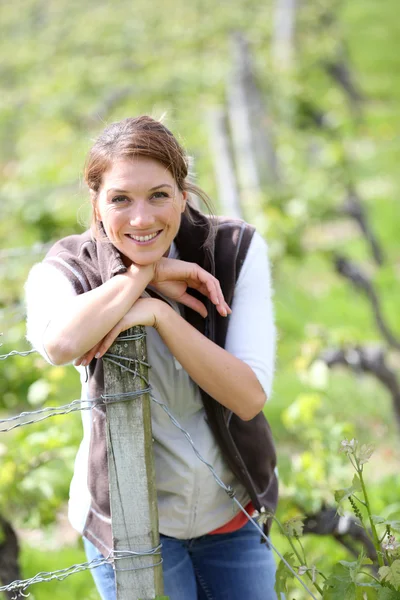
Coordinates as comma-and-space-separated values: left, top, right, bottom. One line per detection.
371, 517, 400, 533
358, 443, 375, 465
283, 517, 304, 537
323, 563, 368, 600
379, 560, 400, 590
275, 552, 296, 596
372, 516, 386, 525
387, 522, 400, 533
377, 587, 400, 599
335, 475, 362, 504
338, 551, 371, 583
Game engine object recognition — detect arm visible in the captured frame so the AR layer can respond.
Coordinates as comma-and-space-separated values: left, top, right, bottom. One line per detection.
85, 298, 265, 421
90, 232, 275, 420
32, 256, 230, 366
157, 232, 276, 419
156, 302, 266, 421
44, 264, 154, 365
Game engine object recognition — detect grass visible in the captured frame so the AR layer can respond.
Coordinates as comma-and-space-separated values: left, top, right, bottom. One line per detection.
15, 542, 99, 600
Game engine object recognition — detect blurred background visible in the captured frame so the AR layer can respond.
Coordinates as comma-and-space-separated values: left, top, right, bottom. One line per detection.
0, 0, 399, 597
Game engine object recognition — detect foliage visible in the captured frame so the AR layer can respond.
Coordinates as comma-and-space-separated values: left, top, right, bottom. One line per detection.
18, 542, 98, 600
273, 441, 400, 599
0, 0, 399, 596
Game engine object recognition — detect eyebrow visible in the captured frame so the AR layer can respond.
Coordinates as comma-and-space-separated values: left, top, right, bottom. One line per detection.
107, 184, 173, 194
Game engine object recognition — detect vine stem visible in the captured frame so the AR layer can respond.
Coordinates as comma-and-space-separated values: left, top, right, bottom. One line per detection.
355, 458, 385, 568
270, 516, 324, 596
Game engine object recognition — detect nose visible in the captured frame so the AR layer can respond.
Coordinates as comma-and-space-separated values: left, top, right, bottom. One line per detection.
129, 201, 156, 229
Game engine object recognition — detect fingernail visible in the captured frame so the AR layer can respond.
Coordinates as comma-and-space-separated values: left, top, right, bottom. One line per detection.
95, 352, 100, 359
81, 360, 87, 366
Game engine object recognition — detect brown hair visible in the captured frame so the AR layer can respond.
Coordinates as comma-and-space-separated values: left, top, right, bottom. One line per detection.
84, 116, 215, 245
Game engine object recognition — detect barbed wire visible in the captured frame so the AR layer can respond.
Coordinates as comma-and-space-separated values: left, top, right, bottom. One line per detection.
0, 546, 162, 598
0, 386, 153, 433
0, 349, 37, 361
0, 340, 317, 598
0, 396, 102, 433
100, 353, 318, 599
149, 390, 318, 600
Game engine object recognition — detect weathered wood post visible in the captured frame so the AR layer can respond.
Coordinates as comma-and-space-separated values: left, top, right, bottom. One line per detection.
207, 107, 243, 219
227, 32, 281, 209
271, 0, 297, 71
103, 326, 166, 600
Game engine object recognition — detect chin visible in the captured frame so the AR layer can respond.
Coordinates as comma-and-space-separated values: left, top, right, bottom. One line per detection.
127, 251, 166, 267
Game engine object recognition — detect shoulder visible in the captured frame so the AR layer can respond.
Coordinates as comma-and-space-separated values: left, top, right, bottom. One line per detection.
46, 230, 96, 261
213, 216, 256, 275
214, 216, 255, 257
43, 230, 99, 294
214, 215, 255, 240
236, 230, 272, 287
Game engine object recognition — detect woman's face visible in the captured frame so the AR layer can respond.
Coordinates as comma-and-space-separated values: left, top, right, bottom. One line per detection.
94, 156, 186, 266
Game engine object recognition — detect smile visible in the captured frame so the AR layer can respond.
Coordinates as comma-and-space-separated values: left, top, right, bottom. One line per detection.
126, 230, 162, 244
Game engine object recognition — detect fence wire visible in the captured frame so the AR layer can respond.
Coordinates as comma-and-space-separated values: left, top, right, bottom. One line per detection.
0, 341, 318, 600
0, 546, 162, 599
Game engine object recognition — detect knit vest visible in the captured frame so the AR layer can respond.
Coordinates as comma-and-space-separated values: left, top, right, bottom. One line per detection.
44, 206, 278, 555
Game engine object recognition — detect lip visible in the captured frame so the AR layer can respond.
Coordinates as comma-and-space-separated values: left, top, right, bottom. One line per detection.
125, 230, 162, 246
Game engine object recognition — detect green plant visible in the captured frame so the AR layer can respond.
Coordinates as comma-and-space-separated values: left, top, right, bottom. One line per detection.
266, 439, 400, 599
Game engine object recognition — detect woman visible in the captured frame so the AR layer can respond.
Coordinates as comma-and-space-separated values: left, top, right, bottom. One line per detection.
25, 116, 278, 599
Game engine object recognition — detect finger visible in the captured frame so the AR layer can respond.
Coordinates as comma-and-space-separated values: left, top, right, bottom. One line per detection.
200, 275, 220, 305
84, 341, 104, 365
179, 293, 208, 318
75, 340, 103, 367
210, 278, 224, 308
94, 325, 122, 359
74, 348, 94, 367
212, 276, 226, 307
73, 355, 85, 367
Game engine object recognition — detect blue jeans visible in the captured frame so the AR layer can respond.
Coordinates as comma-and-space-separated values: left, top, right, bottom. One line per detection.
84, 520, 279, 599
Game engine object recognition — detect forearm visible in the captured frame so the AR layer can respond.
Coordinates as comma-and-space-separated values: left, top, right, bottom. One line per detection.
156, 304, 267, 421
44, 266, 153, 364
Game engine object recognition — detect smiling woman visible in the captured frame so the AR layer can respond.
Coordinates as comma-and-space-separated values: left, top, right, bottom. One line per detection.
94, 157, 187, 265
24, 115, 278, 600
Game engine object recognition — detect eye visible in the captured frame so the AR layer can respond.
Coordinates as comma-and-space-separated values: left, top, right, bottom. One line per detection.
111, 195, 129, 204
151, 191, 169, 200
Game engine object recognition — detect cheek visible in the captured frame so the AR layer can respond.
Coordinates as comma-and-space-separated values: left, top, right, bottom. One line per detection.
165, 202, 183, 229
101, 210, 126, 242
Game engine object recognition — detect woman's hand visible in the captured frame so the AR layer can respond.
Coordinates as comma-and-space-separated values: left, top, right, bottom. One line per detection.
151, 257, 231, 318
74, 297, 164, 366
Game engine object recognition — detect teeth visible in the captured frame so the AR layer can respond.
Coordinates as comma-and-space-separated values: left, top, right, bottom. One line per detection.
129, 231, 159, 242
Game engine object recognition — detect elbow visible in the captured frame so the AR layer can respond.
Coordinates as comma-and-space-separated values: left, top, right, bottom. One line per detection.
44, 336, 75, 366
238, 390, 267, 422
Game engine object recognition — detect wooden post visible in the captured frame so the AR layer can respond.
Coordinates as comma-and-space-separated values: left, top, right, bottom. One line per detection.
207, 107, 243, 219
271, 0, 297, 71
104, 326, 166, 600
227, 31, 281, 202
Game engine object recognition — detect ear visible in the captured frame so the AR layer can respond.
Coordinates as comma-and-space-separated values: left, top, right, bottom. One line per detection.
181, 190, 188, 213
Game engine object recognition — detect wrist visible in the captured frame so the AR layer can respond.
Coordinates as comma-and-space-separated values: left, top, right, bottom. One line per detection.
154, 300, 174, 332
119, 263, 154, 288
